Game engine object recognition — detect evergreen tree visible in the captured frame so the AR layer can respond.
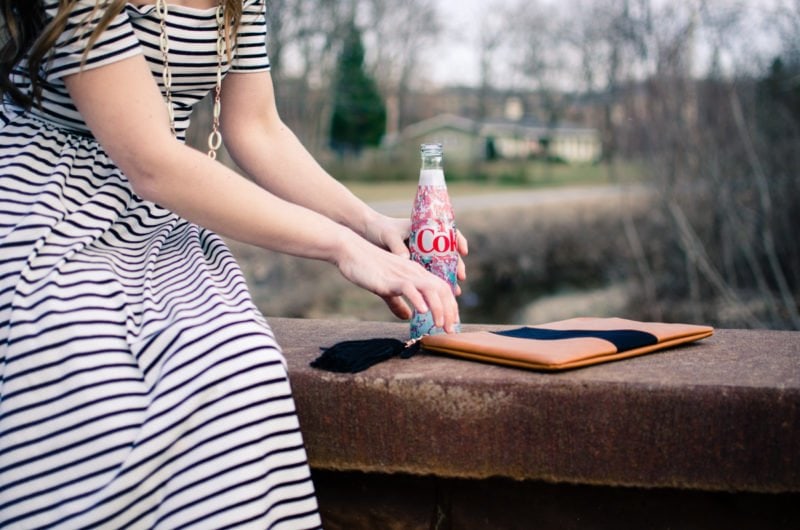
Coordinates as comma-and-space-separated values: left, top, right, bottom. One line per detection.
329, 22, 386, 155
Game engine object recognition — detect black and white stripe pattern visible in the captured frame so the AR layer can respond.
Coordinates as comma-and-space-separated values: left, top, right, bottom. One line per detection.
16, 0, 270, 140
1, 1, 320, 528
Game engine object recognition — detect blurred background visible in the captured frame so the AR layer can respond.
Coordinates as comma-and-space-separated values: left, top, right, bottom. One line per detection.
189, 0, 800, 330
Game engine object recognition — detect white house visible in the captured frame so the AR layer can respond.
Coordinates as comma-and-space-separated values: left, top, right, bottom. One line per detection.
392, 113, 602, 164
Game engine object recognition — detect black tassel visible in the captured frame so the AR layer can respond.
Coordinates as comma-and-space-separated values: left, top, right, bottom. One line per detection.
310, 338, 421, 373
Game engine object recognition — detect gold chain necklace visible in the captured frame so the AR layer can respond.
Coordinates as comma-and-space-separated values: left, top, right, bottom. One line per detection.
155, 0, 225, 160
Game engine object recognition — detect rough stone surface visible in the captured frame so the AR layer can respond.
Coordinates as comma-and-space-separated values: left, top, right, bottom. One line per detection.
270, 318, 800, 494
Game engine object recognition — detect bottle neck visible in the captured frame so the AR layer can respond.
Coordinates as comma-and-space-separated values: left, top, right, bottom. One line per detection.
419, 143, 445, 185
420, 143, 443, 172
421, 154, 442, 171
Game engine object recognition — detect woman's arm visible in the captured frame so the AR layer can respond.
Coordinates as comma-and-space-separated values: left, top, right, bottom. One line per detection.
219, 70, 468, 282
63, 54, 459, 329
219, 71, 410, 254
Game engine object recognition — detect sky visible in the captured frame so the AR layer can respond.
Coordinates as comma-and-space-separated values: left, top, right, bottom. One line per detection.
275, 0, 793, 89
427, 0, 792, 89
429, 0, 487, 87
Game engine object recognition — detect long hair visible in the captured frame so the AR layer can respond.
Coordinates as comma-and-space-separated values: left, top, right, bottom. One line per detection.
0, 0, 243, 109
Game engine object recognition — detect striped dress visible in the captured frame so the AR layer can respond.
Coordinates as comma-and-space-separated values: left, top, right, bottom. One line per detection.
0, 1, 321, 528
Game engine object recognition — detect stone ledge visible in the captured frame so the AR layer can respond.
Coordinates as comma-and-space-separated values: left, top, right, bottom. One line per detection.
270, 318, 800, 494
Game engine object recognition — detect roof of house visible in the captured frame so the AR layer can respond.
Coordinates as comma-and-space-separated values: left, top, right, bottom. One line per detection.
398, 113, 599, 143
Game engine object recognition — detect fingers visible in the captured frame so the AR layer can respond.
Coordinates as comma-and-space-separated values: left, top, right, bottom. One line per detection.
402, 229, 463, 331
389, 218, 411, 258
386, 235, 410, 259
456, 229, 469, 256
400, 270, 459, 333
338, 234, 459, 332
456, 229, 468, 282
400, 279, 431, 318
369, 215, 411, 258
382, 294, 412, 320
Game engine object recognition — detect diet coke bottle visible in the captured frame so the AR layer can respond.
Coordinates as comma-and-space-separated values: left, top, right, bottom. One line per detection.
409, 143, 460, 339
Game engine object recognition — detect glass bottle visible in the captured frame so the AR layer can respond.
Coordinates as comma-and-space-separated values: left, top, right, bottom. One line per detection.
409, 143, 460, 339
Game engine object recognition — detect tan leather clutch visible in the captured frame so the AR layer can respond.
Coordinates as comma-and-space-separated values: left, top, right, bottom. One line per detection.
420, 317, 714, 371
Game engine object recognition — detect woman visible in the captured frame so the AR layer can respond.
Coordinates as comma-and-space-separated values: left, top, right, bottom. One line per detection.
0, 1, 465, 528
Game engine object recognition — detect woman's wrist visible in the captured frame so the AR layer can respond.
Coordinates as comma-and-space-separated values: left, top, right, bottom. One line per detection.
326, 222, 363, 267
356, 207, 383, 241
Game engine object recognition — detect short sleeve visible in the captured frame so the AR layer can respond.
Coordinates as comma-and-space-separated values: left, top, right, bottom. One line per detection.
44, 0, 142, 81
231, 0, 271, 72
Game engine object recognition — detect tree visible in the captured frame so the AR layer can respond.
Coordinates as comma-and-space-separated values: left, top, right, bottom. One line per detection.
329, 21, 386, 155
265, 0, 351, 150
362, 0, 441, 133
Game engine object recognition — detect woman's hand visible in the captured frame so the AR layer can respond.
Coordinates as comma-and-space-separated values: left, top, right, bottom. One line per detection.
453, 228, 469, 289
362, 211, 469, 320
334, 230, 460, 331
363, 214, 411, 257
364, 211, 469, 290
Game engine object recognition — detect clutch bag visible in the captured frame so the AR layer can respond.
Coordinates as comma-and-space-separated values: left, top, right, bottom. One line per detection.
420, 317, 714, 371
